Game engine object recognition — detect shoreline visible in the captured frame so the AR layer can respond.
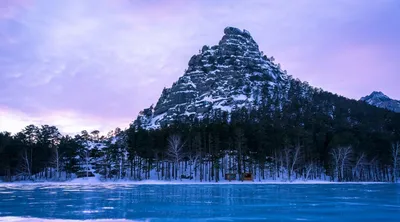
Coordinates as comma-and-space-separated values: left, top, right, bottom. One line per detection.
0, 179, 392, 186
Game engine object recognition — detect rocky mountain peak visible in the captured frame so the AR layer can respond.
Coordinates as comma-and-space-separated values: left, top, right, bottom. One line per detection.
218, 27, 259, 53
366, 91, 390, 100
135, 27, 288, 129
360, 91, 400, 113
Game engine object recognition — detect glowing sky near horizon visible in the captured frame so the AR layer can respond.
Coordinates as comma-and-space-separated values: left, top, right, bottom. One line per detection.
0, 0, 399, 135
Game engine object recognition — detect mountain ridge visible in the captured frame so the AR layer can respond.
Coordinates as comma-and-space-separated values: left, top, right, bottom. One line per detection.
360, 91, 400, 113
134, 26, 399, 129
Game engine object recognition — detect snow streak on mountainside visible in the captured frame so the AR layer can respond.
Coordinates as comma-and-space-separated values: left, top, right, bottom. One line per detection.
135, 27, 288, 129
360, 91, 400, 113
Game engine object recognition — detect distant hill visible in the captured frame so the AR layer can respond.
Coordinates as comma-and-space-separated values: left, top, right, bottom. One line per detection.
360, 91, 400, 113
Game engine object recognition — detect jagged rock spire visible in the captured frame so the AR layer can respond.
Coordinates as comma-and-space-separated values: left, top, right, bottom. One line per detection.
135, 27, 288, 129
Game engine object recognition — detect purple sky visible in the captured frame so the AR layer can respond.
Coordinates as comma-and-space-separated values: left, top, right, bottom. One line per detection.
0, 0, 399, 135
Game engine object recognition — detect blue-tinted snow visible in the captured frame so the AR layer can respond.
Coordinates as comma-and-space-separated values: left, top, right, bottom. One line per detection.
0, 184, 399, 221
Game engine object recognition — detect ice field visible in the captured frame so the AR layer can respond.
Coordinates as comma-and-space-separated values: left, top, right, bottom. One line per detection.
0, 183, 399, 221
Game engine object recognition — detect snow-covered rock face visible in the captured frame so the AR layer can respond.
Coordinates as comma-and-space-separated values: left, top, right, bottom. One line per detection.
135, 27, 288, 129
360, 91, 400, 113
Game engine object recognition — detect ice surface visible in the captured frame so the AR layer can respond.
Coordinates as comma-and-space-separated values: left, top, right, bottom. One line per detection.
0, 217, 143, 222
0, 183, 399, 221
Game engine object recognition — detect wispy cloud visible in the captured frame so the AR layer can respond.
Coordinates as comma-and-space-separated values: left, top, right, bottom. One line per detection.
0, 0, 399, 134
0, 106, 127, 135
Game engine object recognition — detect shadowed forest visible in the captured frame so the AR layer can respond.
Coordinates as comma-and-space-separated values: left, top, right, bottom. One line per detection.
1, 78, 400, 183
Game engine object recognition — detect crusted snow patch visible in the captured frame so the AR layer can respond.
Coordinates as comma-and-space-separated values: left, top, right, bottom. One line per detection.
148, 113, 167, 129
199, 95, 223, 103
216, 64, 231, 68
213, 104, 233, 112
183, 111, 196, 116
188, 80, 197, 89
232, 94, 247, 101
86, 141, 107, 150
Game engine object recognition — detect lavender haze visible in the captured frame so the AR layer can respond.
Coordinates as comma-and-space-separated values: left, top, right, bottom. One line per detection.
0, 0, 399, 134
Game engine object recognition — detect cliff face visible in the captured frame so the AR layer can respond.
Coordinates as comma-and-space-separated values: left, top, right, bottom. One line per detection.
360, 91, 400, 113
135, 27, 288, 129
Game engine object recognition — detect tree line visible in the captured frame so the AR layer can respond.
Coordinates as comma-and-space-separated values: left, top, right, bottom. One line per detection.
1, 79, 400, 182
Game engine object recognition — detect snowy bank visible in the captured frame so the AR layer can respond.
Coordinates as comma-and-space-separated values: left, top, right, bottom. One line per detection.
0, 179, 390, 187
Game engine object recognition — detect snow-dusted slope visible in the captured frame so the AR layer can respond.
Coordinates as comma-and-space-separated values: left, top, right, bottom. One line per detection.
135, 27, 288, 129
360, 91, 400, 113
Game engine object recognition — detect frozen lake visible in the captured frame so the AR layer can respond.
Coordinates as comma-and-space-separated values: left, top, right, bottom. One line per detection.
0, 183, 399, 221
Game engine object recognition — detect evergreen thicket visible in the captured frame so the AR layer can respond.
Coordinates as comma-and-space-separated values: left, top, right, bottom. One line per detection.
1, 78, 400, 182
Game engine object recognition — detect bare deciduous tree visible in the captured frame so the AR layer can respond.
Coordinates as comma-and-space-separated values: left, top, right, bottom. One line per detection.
391, 142, 400, 183
290, 144, 301, 181
304, 162, 314, 181
167, 134, 185, 180
19, 149, 32, 180
283, 147, 291, 181
340, 146, 352, 181
50, 146, 62, 179
352, 152, 366, 181
188, 152, 200, 180
278, 151, 284, 180
282, 143, 302, 182
330, 148, 340, 181
369, 156, 380, 181
79, 149, 91, 178
330, 146, 353, 182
